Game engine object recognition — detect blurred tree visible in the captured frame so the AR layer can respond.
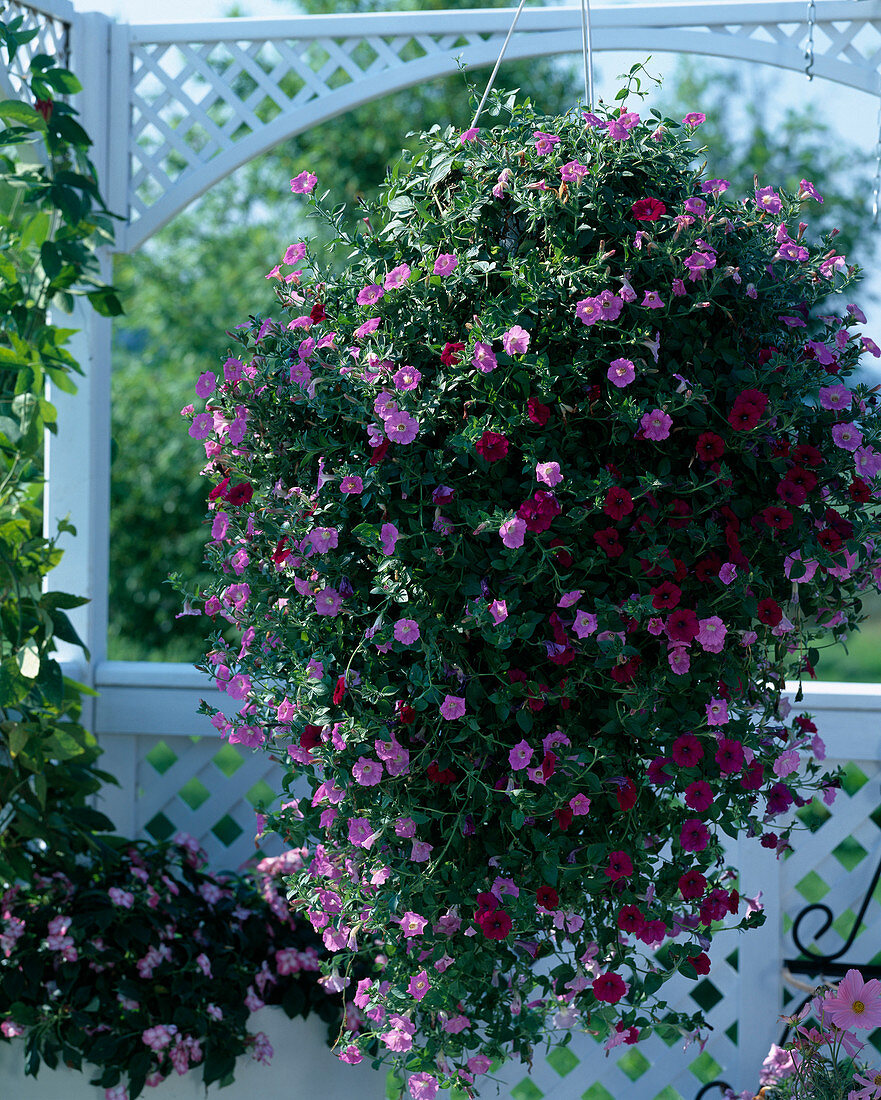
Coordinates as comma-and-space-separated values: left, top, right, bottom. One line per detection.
109, 44, 875, 663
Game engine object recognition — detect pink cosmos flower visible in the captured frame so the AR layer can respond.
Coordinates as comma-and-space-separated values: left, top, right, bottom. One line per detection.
509, 740, 533, 770
394, 619, 420, 645
290, 171, 317, 194
357, 284, 384, 305
536, 461, 562, 487
472, 341, 497, 372
823, 969, 881, 1030
434, 253, 458, 277
502, 324, 530, 355
640, 409, 673, 441
315, 588, 342, 617
608, 358, 635, 387
500, 516, 527, 548
832, 422, 863, 451
385, 263, 411, 289
340, 475, 363, 494
440, 694, 466, 720
385, 410, 420, 444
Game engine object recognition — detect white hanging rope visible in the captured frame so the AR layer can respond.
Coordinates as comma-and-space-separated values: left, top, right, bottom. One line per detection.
470, 0, 528, 129
581, 0, 595, 107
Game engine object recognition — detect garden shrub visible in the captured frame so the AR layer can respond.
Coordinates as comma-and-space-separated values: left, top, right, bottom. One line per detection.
184, 83, 881, 1095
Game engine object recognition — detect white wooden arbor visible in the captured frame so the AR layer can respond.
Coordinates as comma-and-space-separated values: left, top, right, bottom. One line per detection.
5, 1, 881, 1097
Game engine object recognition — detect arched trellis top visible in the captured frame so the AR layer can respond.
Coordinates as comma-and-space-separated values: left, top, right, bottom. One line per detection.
104, 0, 881, 252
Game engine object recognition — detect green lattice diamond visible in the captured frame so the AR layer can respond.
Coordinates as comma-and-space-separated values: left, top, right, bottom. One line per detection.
617, 1049, 650, 1081
178, 776, 210, 811
869, 1027, 881, 1056
840, 762, 869, 797
796, 870, 829, 904
726, 948, 739, 971
211, 814, 243, 847
795, 798, 831, 833
145, 741, 178, 775
832, 836, 869, 872
582, 1085, 614, 1100
246, 778, 276, 809
690, 979, 723, 1013
726, 1021, 738, 1044
212, 743, 244, 776
511, 1080, 544, 1100
145, 810, 175, 841
547, 1046, 579, 1077
653, 1088, 684, 1100
832, 907, 862, 941
870, 804, 881, 831
690, 1051, 723, 1084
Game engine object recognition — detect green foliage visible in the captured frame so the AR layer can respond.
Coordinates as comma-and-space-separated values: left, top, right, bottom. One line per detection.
0, 838, 357, 1097
0, 14, 120, 882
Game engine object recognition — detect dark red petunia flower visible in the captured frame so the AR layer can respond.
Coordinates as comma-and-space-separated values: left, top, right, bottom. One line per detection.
695, 431, 725, 462
300, 724, 322, 750
554, 808, 573, 831
617, 905, 645, 934
593, 972, 628, 1003
614, 777, 638, 811
678, 868, 706, 900
441, 341, 465, 365
527, 397, 551, 425
209, 477, 230, 501
475, 891, 498, 913
550, 538, 573, 568
476, 908, 512, 940
369, 439, 390, 465
225, 481, 253, 506
849, 477, 871, 503
631, 197, 666, 221
475, 430, 509, 462
427, 761, 457, 784
757, 598, 783, 626
604, 486, 634, 520
650, 580, 681, 610
671, 733, 704, 768
395, 701, 416, 725
536, 886, 560, 911
792, 443, 823, 468
816, 527, 843, 553
332, 675, 347, 704
605, 850, 633, 881
610, 656, 642, 684
786, 466, 817, 493
665, 607, 699, 644
594, 527, 623, 558
309, 301, 327, 323
776, 478, 806, 507
688, 953, 711, 976
761, 505, 794, 531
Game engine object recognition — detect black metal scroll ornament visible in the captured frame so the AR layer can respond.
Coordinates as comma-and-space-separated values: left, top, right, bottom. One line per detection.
694, 852, 881, 1100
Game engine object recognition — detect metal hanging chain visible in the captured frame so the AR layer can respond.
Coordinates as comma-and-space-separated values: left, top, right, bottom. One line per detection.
470, 0, 529, 129
580, 0, 595, 107
804, 0, 816, 81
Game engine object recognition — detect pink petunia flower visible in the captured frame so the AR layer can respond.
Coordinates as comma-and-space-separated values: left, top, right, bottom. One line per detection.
459, 127, 479, 143
472, 341, 497, 372
640, 409, 673, 441
433, 253, 458, 277
706, 697, 729, 725
608, 358, 635, 387
393, 365, 421, 391
536, 461, 562, 487
384, 263, 411, 290
502, 324, 530, 355
290, 171, 317, 194
394, 619, 420, 645
315, 588, 341, 617
408, 971, 431, 1002
509, 740, 533, 770
440, 695, 466, 720
832, 422, 863, 452
500, 516, 527, 548
340, 475, 364, 494
385, 410, 420, 445
357, 283, 384, 305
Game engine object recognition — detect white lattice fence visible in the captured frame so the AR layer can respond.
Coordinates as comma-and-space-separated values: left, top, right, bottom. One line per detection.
0, 0, 70, 101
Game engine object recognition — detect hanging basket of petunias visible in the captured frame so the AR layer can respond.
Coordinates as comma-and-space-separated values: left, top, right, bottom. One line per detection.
184, 85, 881, 1098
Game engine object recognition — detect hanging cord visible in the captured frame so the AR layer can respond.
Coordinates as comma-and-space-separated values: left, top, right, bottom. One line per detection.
580, 0, 595, 107
470, 0, 528, 129
873, 71, 881, 225
804, 0, 816, 81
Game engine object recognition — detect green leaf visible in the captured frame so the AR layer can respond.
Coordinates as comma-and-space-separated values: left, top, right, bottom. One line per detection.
0, 100, 45, 130
17, 639, 40, 679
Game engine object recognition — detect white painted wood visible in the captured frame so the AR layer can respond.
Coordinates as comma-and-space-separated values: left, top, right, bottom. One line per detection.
8, 0, 74, 23
0, 1008, 386, 1100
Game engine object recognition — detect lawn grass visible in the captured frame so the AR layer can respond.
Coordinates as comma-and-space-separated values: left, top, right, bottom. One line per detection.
813, 589, 881, 684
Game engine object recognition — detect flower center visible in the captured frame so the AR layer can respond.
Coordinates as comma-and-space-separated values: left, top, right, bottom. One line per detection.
853, 999, 865, 1014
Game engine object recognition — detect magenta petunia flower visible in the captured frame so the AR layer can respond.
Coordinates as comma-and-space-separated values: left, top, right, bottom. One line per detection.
354, 317, 380, 339
433, 253, 458, 277
576, 296, 601, 326
385, 410, 420, 445
393, 365, 421, 391
357, 283, 384, 305
640, 409, 672, 441
696, 616, 727, 653
573, 610, 597, 638
340, 475, 363, 494
823, 969, 881, 1030
832, 422, 863, 452
799, 179, 824, 203
440, 694, 466, 720
195, 371, 216, 398
353, 757, 383, 786
533, 130, 560, 155
348, 816, 377, 849
472, 341, 497, 373
400, 912, 428, 937
755, 185, 781, 214
384, 263, 411, 290
642, 290, 665, 309
380, 522, 399, 555
570, 793, 591, 815
701, 178, 730, 195
407, 1071, 439, 1099
459, 127, 479, 143
290, 171, 317, 194
509, 740, 533, 770
394, 619, 420, 645
499, 516, 527, 549
608, 358, 635, 387
189, 412, 214, 439
561, 160, 588, 183
682, 112, 706, 126
706, 697, 729, 726
315, 588, 342, 617
679, 818, 710, 852
819, 385, 852, 411
283, 241, 306, 265
489, 599, 507, 624
536, 461, 562, 487
502, 324, 530, 355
